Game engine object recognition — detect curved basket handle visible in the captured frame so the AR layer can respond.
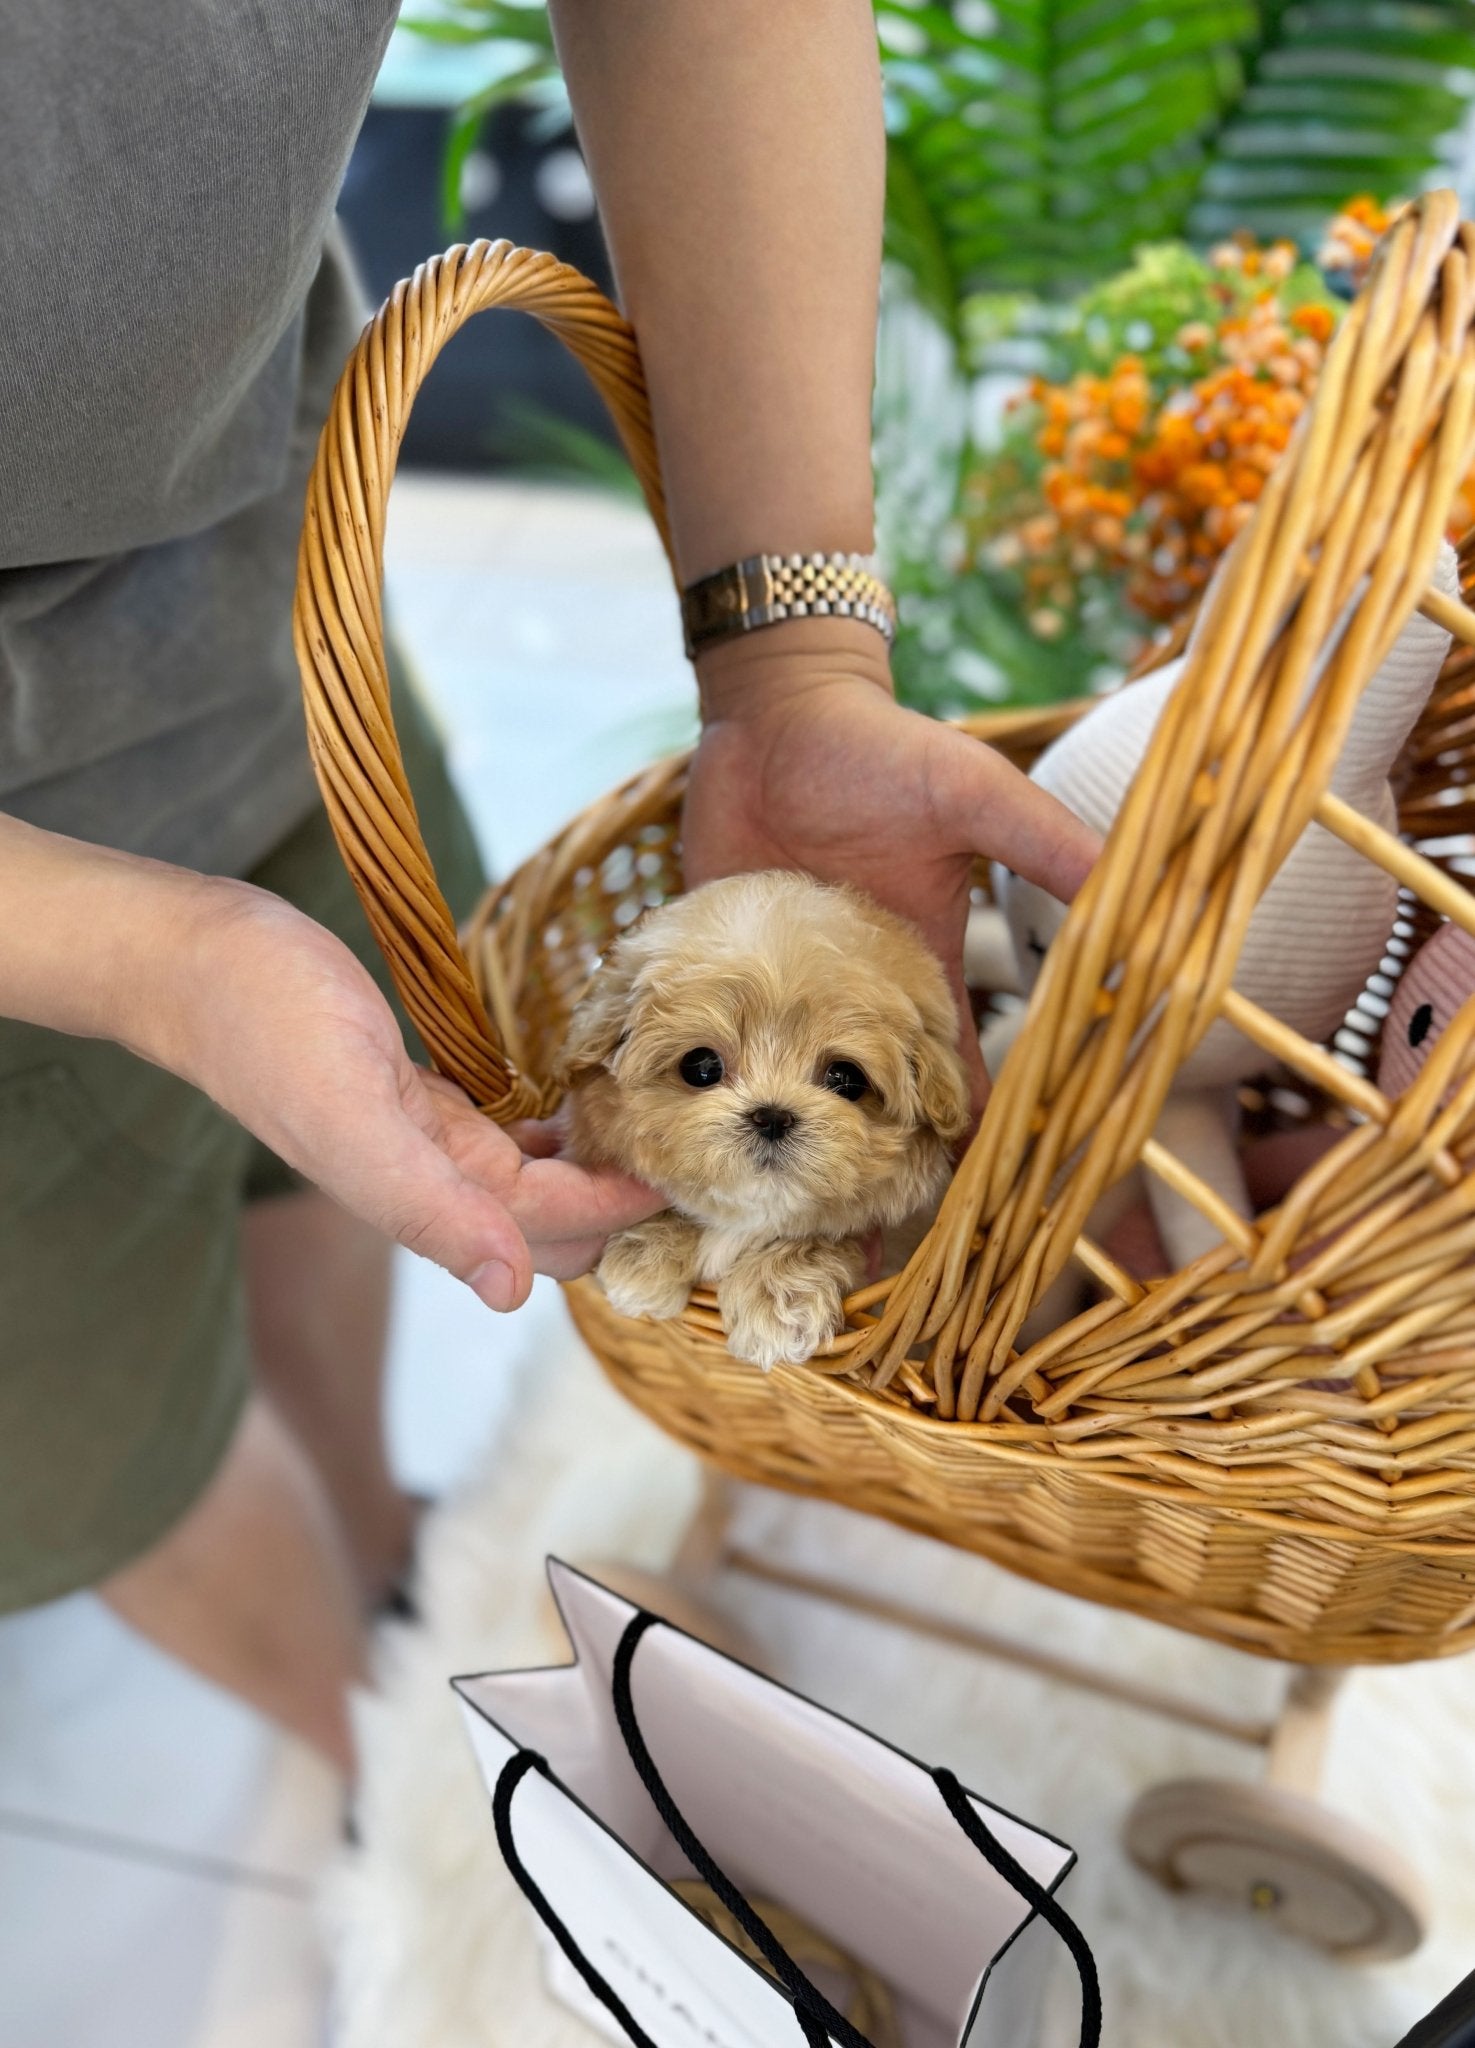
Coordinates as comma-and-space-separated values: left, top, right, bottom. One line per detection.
294, 241, 673, 1121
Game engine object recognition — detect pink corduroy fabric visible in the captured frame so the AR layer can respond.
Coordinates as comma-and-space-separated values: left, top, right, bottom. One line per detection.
1379, 921, 1475, 1097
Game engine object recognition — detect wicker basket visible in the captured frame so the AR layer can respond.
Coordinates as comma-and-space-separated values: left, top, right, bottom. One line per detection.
296, 197, 1475, 1670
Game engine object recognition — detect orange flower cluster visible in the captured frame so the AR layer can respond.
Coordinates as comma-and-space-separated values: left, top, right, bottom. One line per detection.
1321, 199, 1475, 538
973, 209, 1475, 657
989, 237, 1333, 627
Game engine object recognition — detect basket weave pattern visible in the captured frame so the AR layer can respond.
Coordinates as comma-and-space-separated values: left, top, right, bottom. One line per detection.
298, 206, 1475, 1664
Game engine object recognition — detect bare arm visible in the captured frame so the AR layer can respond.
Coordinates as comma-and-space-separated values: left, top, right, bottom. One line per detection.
550, 0, 1099, 1097
0, 813, 659, 1303
548, 0, 883, 586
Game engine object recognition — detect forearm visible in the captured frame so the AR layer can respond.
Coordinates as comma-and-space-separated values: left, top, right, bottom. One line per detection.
0, 814, 660, 1303
549, 0, 885, 598
0, 811, 219, 1069
550, 4, 1097, 1090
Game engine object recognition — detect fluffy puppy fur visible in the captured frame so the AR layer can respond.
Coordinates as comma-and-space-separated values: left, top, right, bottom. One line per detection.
561, 871, 970, 1370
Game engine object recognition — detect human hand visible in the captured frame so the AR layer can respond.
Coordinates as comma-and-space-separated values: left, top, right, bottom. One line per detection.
0, 815, 661, 1309
683, 625, 1101, 1105
160, 882, 662, 1309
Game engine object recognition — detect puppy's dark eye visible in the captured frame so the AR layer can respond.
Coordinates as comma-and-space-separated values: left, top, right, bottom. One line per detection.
822, 1059, 870, 1102
1026, 927, 1047, 961
1409, 1001, 1435, 1048
679, 1047, 725, 1088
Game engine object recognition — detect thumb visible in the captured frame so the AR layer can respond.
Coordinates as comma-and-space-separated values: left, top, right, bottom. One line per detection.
328, 1107, 536, 1312
379, 1147, 535, 1311
935, 725, 1100, 902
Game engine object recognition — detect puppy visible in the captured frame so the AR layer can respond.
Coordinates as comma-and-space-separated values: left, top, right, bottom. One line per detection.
561, 871, 970, 1370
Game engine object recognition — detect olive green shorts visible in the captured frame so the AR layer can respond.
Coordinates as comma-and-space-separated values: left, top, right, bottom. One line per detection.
0, 660, 486, 1614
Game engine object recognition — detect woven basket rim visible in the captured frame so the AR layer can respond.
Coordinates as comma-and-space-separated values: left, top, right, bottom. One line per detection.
295, 199, 1475, 1666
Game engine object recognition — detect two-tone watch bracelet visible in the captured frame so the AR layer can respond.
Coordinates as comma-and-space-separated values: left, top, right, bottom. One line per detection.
680, 550, 897, 659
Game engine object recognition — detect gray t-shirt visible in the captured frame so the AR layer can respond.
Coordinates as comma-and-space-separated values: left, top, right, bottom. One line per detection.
0, 2, 399, 875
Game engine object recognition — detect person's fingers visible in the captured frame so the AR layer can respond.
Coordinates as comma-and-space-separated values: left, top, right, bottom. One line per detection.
418, 1070, 662, 1244
933, 725, 1100, 902
504, 1116, 565, 1159
307, 1075, 537, 1309
359, 1142, 535, 1310
532, 1232, 615, 1281
508, 1154, 666, 1243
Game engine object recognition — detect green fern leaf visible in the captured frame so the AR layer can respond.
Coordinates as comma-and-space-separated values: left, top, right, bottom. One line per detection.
1188, 1, 1475, 243
879, 0, 1259, 303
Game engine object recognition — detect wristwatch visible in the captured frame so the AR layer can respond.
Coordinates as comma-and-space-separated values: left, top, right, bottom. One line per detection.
680, 551, 897, 659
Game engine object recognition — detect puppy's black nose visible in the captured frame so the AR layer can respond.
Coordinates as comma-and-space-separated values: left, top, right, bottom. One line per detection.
748, 1104, 796, 1143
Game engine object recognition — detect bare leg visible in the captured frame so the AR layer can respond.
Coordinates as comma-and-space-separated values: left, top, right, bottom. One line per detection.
242, 1188, 414, 1603
100, 1397, 364, 1771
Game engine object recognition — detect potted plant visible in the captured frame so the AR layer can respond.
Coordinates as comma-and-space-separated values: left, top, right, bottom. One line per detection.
399, 1, 1475, 704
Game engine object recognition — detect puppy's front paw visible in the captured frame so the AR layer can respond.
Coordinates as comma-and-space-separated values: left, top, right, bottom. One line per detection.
718, 1239, 863, 1372
725, 1286, 844, 1371
597, 1215, 699, 1323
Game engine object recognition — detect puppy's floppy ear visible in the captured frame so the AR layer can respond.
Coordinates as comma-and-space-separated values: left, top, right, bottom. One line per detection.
557, 948, 640, 1088
909, 990, 971, 1144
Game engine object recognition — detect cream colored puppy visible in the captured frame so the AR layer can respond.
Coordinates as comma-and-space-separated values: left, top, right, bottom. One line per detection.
562, 871, 970, 1370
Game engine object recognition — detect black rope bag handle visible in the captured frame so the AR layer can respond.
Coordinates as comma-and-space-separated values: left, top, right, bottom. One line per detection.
492, 1609, 1101, 2048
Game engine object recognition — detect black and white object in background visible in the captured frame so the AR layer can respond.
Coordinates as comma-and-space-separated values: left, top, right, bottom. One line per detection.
1395, 1967, 1475, 2048
454, 1561, 1094, 2048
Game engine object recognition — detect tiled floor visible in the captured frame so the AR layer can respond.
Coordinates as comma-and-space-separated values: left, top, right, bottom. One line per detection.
0, 477, 692, 2048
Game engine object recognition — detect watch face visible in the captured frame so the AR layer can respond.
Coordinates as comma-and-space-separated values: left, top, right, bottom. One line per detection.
683, 563, 758, 649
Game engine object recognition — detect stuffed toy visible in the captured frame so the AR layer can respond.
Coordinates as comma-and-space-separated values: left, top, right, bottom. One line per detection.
997, 541, 1459, 1270
1378, 918, 1475, 1099
1054, 921, 1475, 1291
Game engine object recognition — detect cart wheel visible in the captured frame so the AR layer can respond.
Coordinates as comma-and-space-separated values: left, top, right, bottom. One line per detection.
566, 1560, 769, 1672
1124, 1778, 1428, 1962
